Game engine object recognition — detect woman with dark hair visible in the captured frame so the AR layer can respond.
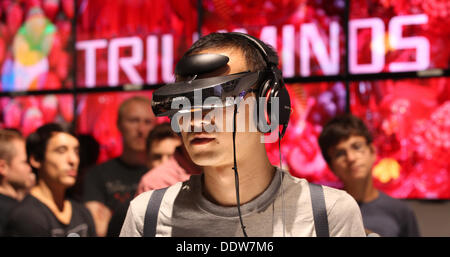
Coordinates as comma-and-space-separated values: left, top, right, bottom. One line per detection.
5, 123, 96, 237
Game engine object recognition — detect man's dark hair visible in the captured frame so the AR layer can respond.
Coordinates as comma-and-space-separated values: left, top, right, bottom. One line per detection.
146, 122, 180, 152
318, 114, 373, 165
179, 32, 278, 77
26, 123, 75, 174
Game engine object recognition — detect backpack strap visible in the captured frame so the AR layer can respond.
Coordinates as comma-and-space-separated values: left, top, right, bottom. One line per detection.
308, 183, 329, 237
143, 187, 168, 237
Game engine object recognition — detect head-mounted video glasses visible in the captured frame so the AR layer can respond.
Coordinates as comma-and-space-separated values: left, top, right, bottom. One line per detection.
151, 71, 264, 117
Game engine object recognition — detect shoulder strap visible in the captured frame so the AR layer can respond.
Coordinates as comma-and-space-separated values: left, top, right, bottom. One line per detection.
308, 183, 329, 237
143, 187, 168, 237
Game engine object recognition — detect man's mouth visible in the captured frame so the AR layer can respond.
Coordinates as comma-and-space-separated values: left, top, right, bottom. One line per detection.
67, 169, 77, 177
191, 137, 215, 145
190, 134, 215, 145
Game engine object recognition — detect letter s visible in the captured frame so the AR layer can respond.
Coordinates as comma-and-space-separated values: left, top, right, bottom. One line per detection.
388, 14, 429, 72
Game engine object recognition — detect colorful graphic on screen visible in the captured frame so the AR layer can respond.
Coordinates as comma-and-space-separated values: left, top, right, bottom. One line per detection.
201, 0, 346, 78
350, 0, 450, 74
0, 0, 74, 92
350, 77, 450, 199
0, 93, 74, 137
76, 0, 198, 88
76, 91, 168, 163
265, 82, 346, 188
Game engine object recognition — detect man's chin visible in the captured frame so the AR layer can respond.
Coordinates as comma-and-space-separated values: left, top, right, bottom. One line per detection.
127, 144, 146, 152
189, 153, 223, 167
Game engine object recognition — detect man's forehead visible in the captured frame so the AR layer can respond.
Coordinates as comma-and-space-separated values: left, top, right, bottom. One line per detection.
48, 132, 79, 147
333, 135, 367, 149
121, 101, 154, 117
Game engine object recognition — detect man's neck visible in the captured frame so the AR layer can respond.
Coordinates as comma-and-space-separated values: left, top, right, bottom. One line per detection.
202, 150, 275, 206
344, 176, 379, 203
120, 147, 147, 167
31, 180, 66, 211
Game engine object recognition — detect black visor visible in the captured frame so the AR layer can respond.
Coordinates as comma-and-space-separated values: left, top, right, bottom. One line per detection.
151, 71, 265, 117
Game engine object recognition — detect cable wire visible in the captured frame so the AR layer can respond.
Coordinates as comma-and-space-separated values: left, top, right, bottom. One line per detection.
232, 103, 248, 237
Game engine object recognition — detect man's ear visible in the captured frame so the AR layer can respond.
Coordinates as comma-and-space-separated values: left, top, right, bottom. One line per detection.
0, 159, 8, 176
29, 155, 42, 170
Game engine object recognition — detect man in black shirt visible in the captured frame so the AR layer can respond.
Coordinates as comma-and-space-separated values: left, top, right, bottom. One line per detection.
318, 114, 420, 237
0, 129, 34, 236
83, 96, 156, 236
6, 123, 96, 237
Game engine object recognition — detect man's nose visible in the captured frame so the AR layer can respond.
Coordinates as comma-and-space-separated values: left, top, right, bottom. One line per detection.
137, 120, 150, 135
346, 150, 358, 163
188, 110, 215, 132
68, 151, 79, 166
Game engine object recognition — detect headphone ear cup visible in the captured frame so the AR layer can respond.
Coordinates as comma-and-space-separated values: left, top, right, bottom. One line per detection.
272, 86, 291, 127
256, 79, 272, 133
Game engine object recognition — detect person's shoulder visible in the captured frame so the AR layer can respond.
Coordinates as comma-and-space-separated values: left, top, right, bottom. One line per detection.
377, 191, 415, 214
282, 170, 310, 187
315, 183, 360, 216
130, 181, 185, 214
0, 193, 18, 210
8, 195, 43, 220
324, 184, 356, 204
282, 171, 351, 204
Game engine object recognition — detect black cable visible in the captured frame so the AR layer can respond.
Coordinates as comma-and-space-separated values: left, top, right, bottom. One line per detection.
278, 128, 286, 237
232, 103, 248, 237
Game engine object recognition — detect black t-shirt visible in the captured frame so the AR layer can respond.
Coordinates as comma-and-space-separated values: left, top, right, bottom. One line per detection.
359, 192, 421, 237
0, 194, 19, 236
82, 158, 148, 211
5, 195, 96, 237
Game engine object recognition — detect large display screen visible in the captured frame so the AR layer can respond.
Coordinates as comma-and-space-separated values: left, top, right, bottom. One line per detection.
0, 93, 74, 137
73, 0, 450, 87
201, 0, 346, 78
349, 0, 450, 74
75, 0, 198, 88
350, 77, 450, 199
0, 0, 74, 92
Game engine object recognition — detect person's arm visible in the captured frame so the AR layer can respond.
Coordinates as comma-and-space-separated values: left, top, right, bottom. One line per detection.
85, 201, 112, 237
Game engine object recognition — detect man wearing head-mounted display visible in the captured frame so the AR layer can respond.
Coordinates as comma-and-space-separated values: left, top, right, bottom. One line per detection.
120, 32, 366, 237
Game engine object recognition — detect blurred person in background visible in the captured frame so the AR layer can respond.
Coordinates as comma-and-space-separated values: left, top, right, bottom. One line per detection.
83, 96, 156, 236
136, 122, 201, 195
0, 129, 35, 236
5, 123, 96, 236
318, 114, 420, 237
